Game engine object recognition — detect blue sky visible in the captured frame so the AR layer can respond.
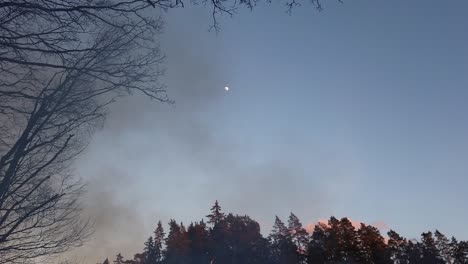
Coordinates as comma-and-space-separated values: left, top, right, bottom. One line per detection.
72, 0, 468, 261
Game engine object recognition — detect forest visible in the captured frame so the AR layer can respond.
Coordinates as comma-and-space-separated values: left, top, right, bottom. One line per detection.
100, 201, 468, 264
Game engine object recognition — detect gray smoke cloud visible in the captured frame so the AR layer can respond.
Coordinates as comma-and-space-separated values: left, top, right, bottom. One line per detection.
62, 7, 355, 263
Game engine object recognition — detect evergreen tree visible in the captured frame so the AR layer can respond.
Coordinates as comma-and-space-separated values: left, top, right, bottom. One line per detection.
165, 220, 190, 264
221, 213, 269, 264
325, 216, 342, 262
206, 200, 225, 226
322, 217, 361, 263
307, 223, 327, 264
450, 237, 468, 264
144, 236, 158, 264
114, 253, 125, 264
187, 220, 210, 264
153, 221, 165, 263
103, 258, 110, 264
270, 216, 290, 244
133, 253, 147, 264
434, 230, 452, 264
421, 231, 444, 264
387, 230, 409, 264
338, 217, 360, 263
356, 223, 388, 264
269, 216, 300, 264
407, 240, 423, 264
288, 213, 309, 255
111, 204, 468, 264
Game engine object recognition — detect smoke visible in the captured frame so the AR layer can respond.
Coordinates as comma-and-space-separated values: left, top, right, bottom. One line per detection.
64, 7, 358, 263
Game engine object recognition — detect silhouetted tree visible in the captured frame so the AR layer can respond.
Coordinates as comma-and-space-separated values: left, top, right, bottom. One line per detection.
307, 223, 328, 264
154, 221, 165, 263
421, 231, 444, 264
356, 223, 388, 264
165, 220, 190, 264
387, 230, 409, 264
108, 203, 468, 264
0, 0, 167, 261
320, 217, 361, 263
407, 240, 423, 264
288, 213, 309, 257
270, 216, 300, 264
339, 217, 361, 263
434, 230, 452, 264
206, 200, 225, 226
187, 220, 210, 264
144, 236, 158, 264
222, 213, 269, 264
114, 253, 125, 264
450, 237, 468, 264
133, 253, 147, 264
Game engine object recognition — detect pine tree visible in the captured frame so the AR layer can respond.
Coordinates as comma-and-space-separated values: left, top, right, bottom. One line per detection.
269, 216, 300, 264
114, 253, 125, 264
421, 231, 444, 264
206, 200, 224, 226
187, 220, 210, 264
338, 217, 360, 263
165, 220, 190, 264
434, 230, 452, 264
144, 236, 158, 264
287, 213, 309, 255
407, 240, 423, 263
270, 216, 290, 244
153, 221, 165, 263
387, 230, 409, 264
103, 258, 110, 264
307, 223, 327, 264
356, 223, 388, 264
221, 214, 269, 264
133, 253, 146, 264
450, 237, 468, 264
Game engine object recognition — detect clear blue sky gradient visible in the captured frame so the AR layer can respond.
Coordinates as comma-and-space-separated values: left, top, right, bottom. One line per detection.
73, 0, 468, 261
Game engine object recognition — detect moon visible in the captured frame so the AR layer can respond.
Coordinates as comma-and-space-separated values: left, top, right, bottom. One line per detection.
224, 86, 230, 91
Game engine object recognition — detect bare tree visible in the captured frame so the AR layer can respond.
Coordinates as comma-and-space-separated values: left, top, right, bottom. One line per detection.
0, 1, 168, 262
0, 0, 326, 262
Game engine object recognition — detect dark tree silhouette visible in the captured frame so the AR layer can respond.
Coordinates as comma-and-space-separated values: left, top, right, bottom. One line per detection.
270, 216, 300, 264
114, 253, 125, 264
223, 214, 268, 264
288, 213, 309, 258
307, 223, 327, 264
206, 200, 225, 226
356, 223, 388, 264
387, 230, 409, 264
421, 231, 444, 264
144, 236, 158, 264
450, 238, 468, 264
165, 220, 190, 264
338, 217, 361, 263
435, 230, 452, 264
0, 1, 166, 262
101, 203, 468, 264
154, 221, 166, 264
187, 221, 210, 264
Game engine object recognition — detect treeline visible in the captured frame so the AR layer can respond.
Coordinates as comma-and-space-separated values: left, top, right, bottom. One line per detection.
101, 201, 468, 264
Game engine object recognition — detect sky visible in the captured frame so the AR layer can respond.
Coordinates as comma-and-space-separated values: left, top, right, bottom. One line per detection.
67, 0, 468, 262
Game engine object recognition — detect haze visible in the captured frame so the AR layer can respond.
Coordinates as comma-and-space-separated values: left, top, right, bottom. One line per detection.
68, 1, 468, 262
